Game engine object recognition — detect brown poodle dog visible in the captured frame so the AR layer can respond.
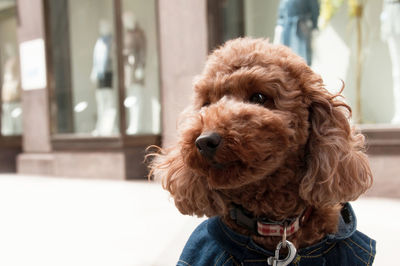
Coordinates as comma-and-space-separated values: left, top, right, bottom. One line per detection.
149, 38, 375, 265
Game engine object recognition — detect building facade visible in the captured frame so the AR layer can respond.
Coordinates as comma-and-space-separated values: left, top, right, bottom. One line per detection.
0, 0, 399, 183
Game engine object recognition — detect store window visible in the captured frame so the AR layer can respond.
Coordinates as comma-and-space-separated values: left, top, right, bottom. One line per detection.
207, 0, 400, 127
46, 0, 160, 138
0, 1, 22, 136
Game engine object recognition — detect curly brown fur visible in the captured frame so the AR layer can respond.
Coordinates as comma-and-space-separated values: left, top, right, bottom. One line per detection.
148, 38, 372, 251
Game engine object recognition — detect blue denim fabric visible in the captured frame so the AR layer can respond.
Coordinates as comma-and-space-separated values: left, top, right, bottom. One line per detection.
177, 203, 376, 266
277, 0, 320, 65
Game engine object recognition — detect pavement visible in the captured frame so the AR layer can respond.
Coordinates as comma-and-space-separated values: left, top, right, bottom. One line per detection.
0, 174, 397, 266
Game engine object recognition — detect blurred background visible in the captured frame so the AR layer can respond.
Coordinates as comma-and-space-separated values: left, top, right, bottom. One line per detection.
0, 0, 398, 265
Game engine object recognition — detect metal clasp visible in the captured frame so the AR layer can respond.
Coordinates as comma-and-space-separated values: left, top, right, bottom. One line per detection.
267, 240, 297, 266
267, 223, 297, 266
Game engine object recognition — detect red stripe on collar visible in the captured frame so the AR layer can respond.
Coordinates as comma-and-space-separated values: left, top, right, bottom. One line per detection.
257, 217, 300, 237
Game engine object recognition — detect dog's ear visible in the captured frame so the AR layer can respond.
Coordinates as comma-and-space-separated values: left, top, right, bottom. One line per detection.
148, 147, 224, 217
299, 81, 373, 208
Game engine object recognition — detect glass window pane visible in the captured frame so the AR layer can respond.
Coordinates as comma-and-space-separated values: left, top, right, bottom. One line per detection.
0, 1, 23, 136
207, 0, 400, 126
121, 0, 161, 135
47, 0, 119, 136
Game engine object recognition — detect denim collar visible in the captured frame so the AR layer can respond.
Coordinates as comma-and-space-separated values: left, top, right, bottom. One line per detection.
208, 203, 357, 262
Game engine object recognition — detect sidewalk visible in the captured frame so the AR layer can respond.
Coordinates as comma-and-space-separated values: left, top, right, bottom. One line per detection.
0, 174, 396, 265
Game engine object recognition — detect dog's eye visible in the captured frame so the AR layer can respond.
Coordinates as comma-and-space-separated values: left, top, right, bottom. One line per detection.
249, 93, 267, 105
202, 101, 211, 107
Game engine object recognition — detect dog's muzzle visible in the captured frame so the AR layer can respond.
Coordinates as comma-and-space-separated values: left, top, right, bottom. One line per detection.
195, 132, 221, 158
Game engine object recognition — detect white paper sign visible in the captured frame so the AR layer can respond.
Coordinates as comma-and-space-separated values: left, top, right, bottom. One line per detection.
19, 39, 47, 90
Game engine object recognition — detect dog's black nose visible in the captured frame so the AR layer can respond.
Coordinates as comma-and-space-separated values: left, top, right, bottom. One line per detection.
195, 132, 222, 158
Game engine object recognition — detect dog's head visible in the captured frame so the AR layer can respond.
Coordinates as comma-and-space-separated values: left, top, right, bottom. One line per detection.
150, 38, 372, 218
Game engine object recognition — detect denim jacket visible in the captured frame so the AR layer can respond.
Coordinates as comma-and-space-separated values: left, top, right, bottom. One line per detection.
177, 203, 376, 266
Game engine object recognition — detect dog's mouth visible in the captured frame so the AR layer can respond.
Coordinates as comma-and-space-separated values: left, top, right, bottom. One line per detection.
206, 158, 242, 170
192, 147, 279, 189
188, 133, 290, 189
208, 160, 225, 169
205, 152, 273, 169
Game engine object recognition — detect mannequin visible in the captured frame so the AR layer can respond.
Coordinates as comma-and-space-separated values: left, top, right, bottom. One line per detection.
122, 11, 147, 134
381, 0, 400, 124
90, 19, 117, 136
274, 0, 320, 66
1, 43, 22, 135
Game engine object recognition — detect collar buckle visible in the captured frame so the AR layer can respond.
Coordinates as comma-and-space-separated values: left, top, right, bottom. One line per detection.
229, 204, 258, 233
